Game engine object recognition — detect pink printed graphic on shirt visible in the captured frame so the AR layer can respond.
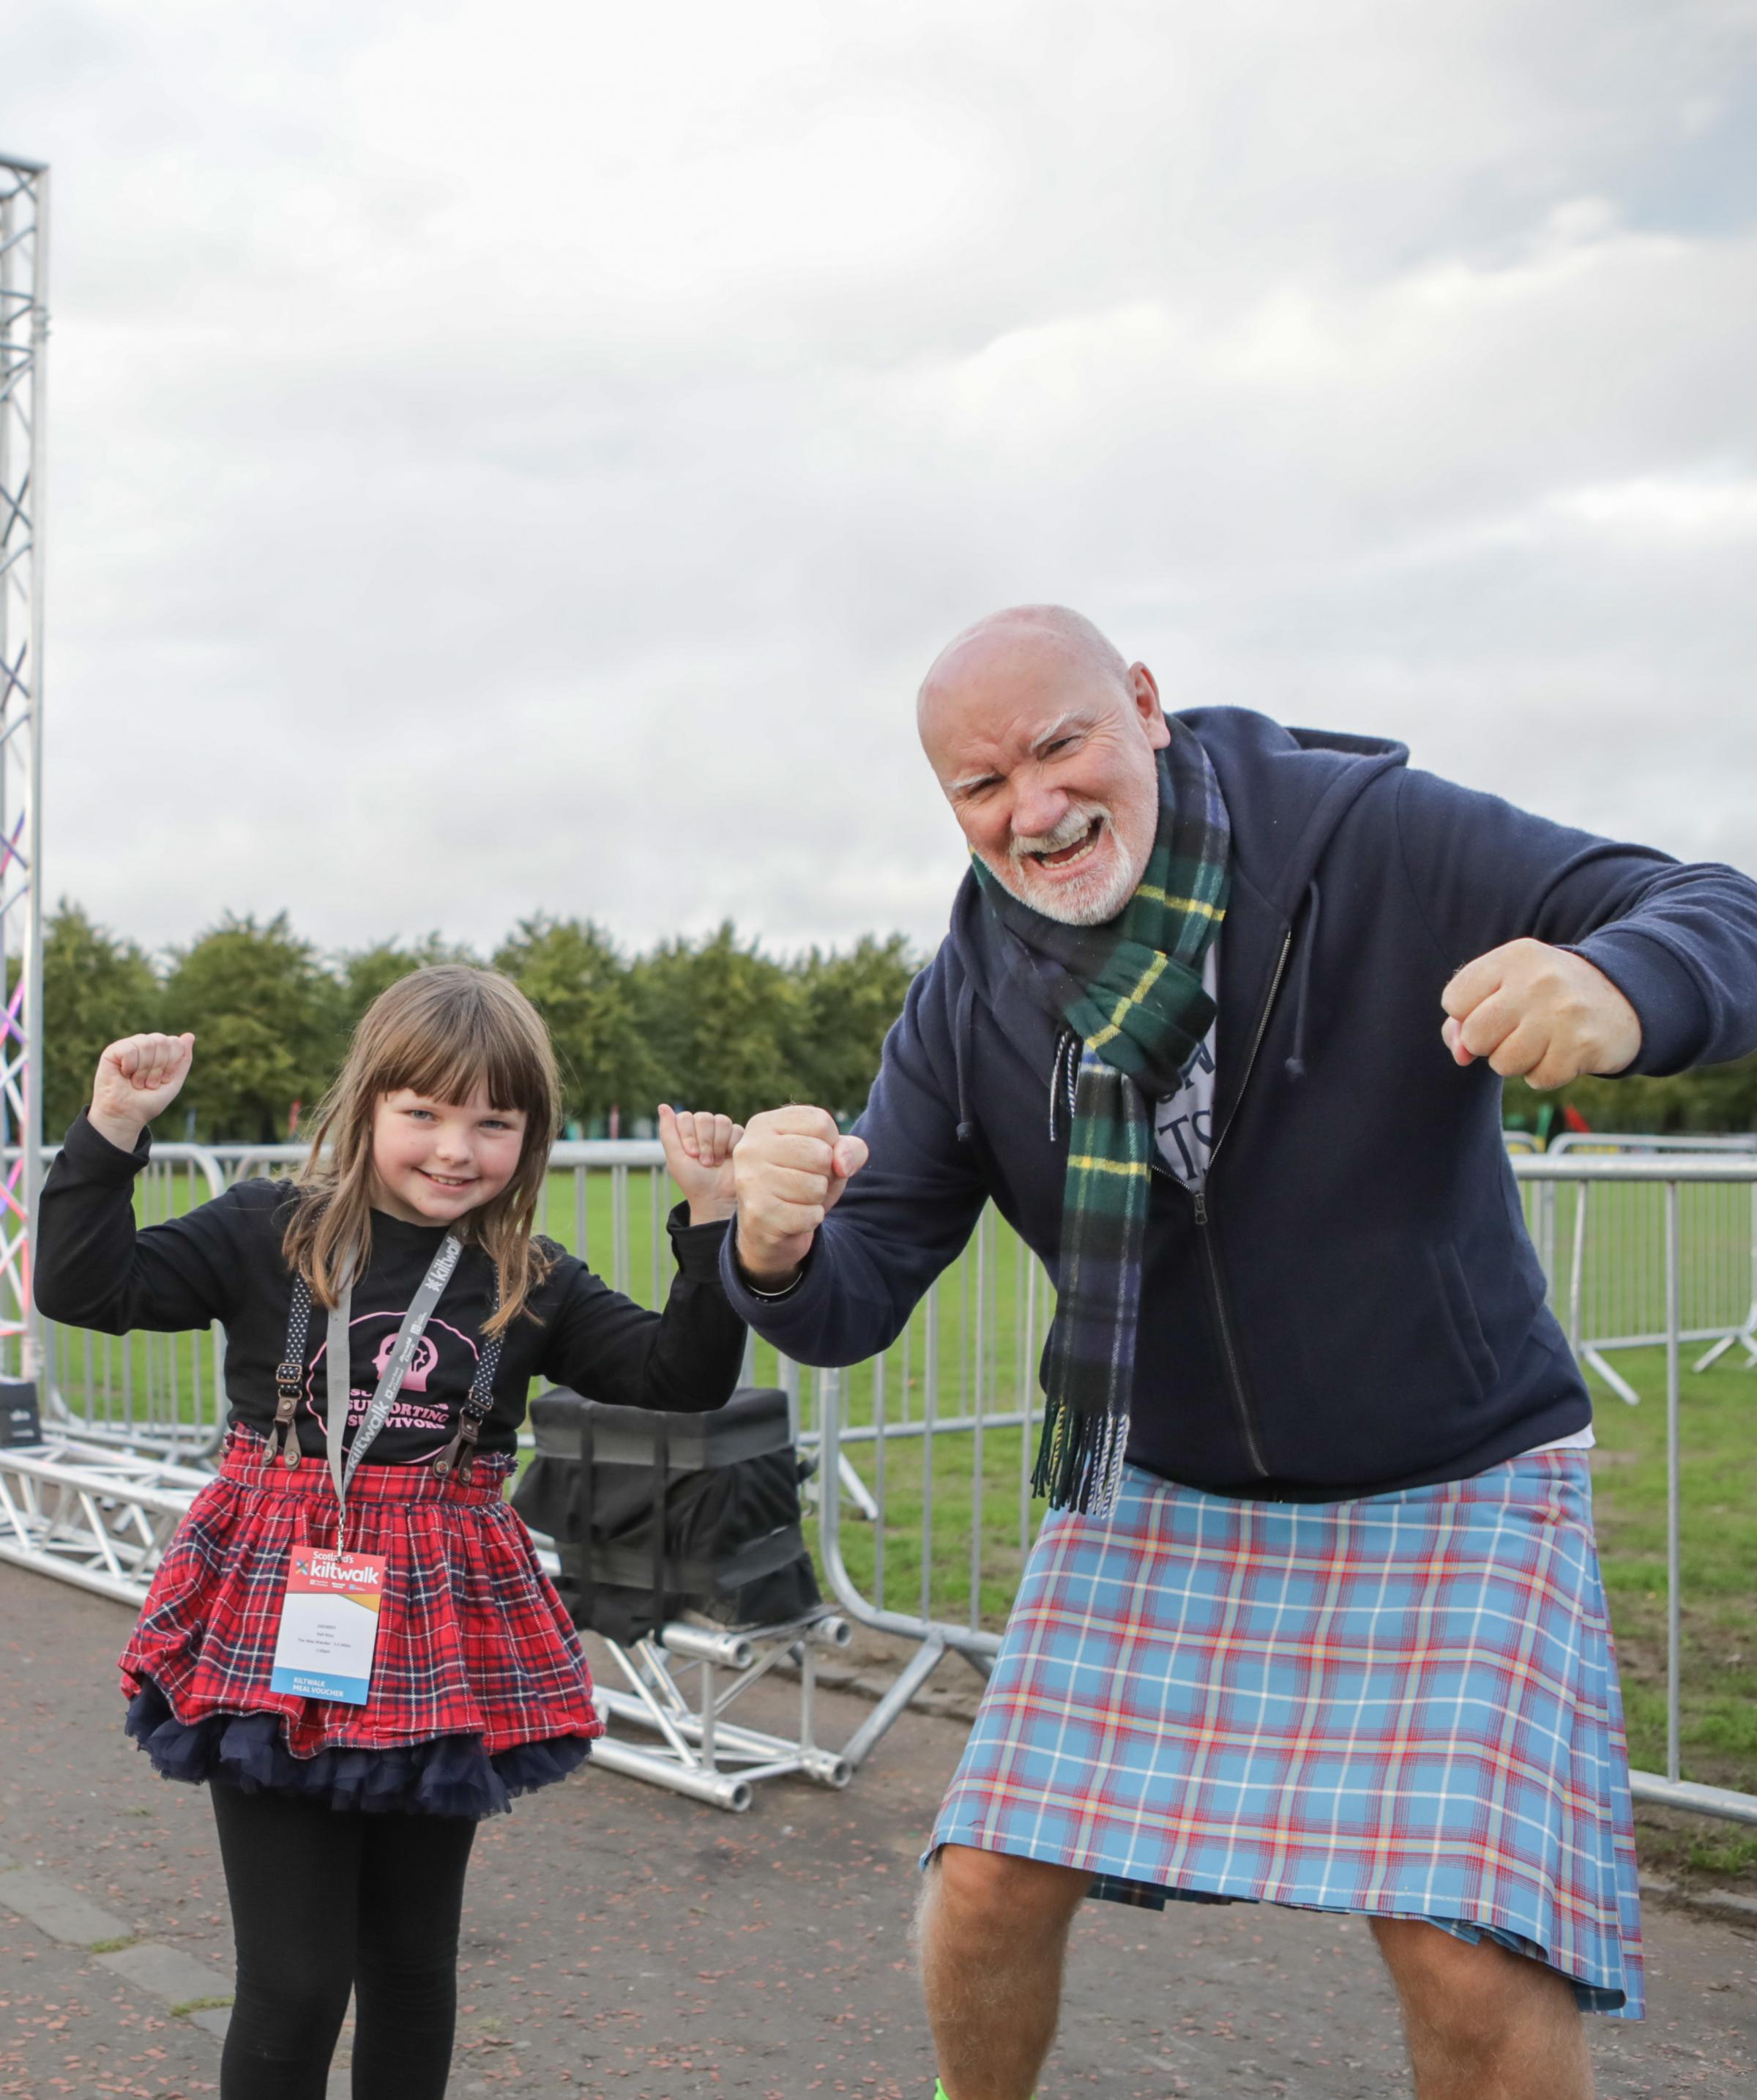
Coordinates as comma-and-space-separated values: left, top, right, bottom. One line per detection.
373, 1331, 439, 1392
302, 1314, 483, 1459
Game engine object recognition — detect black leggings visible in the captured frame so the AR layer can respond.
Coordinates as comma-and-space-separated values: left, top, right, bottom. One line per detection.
209, 1781, 477, 2100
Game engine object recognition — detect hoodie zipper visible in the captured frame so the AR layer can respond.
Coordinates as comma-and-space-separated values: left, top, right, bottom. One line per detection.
1180, 928, 1293, 1481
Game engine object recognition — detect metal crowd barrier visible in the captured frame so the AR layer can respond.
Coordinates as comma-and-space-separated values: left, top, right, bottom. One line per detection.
30, 1139, 689, 1456
813, 1154, 1757, 1830
34, 1144, 230, 1456
6, 1139, 1756, 1828
1543, 1133, 1757, 1397
202, 1142, 684, 1306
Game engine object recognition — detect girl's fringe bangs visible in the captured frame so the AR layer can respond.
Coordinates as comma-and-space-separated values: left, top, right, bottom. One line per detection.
372, 1009, 553, 1119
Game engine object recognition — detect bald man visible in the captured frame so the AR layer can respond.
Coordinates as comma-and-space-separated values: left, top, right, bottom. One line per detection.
723, 608, 1757, 2100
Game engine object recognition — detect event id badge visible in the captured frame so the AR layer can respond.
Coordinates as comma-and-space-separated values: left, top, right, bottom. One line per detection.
269, 1545, 387, 1705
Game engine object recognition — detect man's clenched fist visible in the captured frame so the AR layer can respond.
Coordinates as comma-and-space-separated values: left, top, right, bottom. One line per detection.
732, 1106, 869, 1287
1441, 939, 1641, 1092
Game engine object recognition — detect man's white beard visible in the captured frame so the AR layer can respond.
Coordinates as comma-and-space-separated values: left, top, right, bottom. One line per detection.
989, 806, 1146, 927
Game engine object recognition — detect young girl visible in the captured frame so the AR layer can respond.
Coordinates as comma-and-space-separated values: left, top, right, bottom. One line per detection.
34, 965, 749, 2100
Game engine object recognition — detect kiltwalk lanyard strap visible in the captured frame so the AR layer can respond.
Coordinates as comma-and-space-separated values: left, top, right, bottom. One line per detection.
264, 1239, 504, 1511
327, 1234, 463, 1517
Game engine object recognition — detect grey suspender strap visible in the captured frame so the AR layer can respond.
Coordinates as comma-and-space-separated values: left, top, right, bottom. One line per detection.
431, 1294, 504, 1486
265, 1277, 315, 1468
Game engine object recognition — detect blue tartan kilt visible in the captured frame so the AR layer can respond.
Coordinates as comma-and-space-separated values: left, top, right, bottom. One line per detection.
930, 1453, 1644, 2018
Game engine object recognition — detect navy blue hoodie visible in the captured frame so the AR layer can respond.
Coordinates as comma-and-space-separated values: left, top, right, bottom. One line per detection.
723, 708, 1757, 1499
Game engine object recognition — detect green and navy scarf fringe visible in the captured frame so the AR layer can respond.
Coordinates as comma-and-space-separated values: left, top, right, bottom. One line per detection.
975, 721, 1230, 1514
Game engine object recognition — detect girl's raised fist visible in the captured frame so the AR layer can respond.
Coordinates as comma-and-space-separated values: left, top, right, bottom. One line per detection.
658, 1103, 745, 1224
90, 1032, 196, 1151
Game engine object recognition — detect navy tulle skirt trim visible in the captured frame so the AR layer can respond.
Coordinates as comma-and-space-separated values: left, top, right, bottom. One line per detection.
125, 1679, 592, 1820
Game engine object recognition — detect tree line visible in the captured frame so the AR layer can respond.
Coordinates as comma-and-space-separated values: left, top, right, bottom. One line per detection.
32, 901, 1757, 1146
1503, 1060, 1757, 1142
38, 905, 922, 1143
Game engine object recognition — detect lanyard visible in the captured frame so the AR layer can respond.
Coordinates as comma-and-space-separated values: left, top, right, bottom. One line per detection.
325, 1233, 464, 1524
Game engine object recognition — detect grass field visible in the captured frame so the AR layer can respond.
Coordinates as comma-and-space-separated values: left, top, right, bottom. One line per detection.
1581, 1344, 1757, 1876
37, 1158, 1757, 1849
805, 1332, 1757, 1793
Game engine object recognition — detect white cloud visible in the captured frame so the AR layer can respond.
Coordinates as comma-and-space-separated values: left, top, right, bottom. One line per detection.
4, 0, 1755, 964
1553, 475, 1757, 535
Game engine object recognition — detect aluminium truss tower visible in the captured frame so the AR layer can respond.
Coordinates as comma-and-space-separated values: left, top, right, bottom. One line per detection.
0, 154, 47, 1382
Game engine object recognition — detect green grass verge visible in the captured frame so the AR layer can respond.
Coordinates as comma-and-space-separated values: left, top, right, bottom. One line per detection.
1582, 1345, 1757, 1801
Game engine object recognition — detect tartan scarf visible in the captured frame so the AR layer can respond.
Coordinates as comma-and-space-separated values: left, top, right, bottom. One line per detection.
974, 720, 1231, 1514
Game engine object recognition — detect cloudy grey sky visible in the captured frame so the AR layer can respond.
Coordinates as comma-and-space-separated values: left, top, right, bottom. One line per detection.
6, 0, 1756, 962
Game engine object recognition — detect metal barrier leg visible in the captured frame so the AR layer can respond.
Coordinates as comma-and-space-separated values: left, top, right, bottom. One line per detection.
835, 1453, 878, 1521
1581, 1347, 1643, 1407
841, 1634, 950, 1773
1692, 1318, 1757, 1375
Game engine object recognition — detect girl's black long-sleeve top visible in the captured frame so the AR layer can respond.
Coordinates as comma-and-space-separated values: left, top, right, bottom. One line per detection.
36, 1114, 748, 1464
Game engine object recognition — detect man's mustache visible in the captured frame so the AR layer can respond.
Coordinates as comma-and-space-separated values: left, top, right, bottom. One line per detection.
1010, 805, 1110, 864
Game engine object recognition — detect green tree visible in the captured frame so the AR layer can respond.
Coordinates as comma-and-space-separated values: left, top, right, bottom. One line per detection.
337, 934, 480, 1040
493, 915, 638, 1125
1681, 1050, 1757, 1131
1504, 1050, 1757, 1139
37, 901, 162, 1137
163, 913, 342, 1142
792, 934, 919, 1122
632, 922, 804, 1124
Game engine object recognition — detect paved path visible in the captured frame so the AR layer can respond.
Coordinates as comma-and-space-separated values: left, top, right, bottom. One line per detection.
2, 1563, 1754, 2099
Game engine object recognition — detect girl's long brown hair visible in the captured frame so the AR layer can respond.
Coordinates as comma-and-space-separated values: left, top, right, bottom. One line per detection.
282, 966, 562, 1336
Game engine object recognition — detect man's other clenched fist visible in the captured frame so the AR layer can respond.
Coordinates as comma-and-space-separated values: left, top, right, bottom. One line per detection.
1441, 939, 1641, 1091
732, 1106, 869, 1287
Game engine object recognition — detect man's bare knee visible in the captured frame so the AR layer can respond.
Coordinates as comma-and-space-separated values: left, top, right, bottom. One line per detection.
925, 1845, 1092, 1936
1372, 1918, 1573, 2045
919, 1849, 1092, 2099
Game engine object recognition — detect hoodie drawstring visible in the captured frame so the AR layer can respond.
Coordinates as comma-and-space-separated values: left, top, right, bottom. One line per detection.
1048, 1027, 1079, 1142
1283, 879, 1321, 1081
954, 975, 978, 1146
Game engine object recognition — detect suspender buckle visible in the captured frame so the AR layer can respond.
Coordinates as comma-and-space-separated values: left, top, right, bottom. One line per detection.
433, 1413, 481, 1485
265, 1363, 303, 1468
261, 1416, 302, 1470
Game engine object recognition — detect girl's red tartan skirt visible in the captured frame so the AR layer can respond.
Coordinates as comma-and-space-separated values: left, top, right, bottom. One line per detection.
120, 1428, 603, 1817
